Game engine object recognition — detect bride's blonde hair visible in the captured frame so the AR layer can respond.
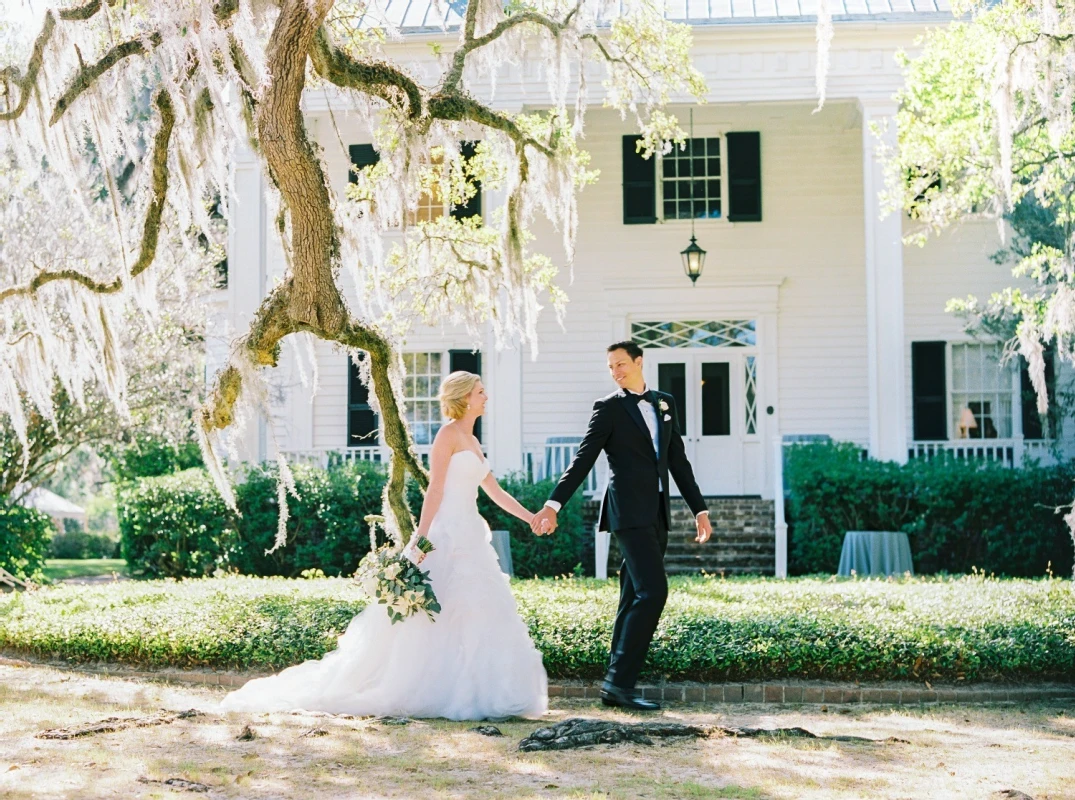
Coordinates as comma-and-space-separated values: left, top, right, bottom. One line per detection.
439, 371, 481, 420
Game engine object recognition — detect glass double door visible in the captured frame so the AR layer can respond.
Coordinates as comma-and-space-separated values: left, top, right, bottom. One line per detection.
643, 349, 751, 496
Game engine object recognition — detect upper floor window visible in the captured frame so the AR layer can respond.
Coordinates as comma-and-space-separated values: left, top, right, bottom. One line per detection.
661, 137, 723, 221
622, 131, 761, 225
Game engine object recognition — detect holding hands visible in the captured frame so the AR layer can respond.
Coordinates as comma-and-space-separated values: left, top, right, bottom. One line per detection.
530, 506, 558, 536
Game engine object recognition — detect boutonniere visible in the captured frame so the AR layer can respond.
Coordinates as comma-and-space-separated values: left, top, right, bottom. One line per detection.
658, 399, 669, 413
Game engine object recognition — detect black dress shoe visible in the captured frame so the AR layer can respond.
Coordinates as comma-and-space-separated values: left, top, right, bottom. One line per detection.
599, 685, 662, 711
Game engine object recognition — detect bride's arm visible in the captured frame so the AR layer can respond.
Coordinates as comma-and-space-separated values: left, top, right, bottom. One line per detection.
480, 472, 536, 525
414, 430, 455, 541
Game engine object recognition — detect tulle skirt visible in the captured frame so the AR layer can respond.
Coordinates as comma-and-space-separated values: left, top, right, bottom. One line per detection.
220, 508, 548, 721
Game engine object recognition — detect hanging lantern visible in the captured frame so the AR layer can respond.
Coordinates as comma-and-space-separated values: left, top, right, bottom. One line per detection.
680, 234, 706, 285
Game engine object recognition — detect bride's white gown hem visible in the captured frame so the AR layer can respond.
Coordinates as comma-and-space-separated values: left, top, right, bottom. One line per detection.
220, 450, 548, 721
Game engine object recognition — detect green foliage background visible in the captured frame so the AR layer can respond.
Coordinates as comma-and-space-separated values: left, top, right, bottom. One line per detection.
0, 503, 51, 581
119, 464, 589, 579
786, 443, 1075, 576
2, 575, 1071, 683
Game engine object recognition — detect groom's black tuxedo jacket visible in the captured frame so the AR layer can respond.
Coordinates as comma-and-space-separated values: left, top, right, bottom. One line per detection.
549, 389, 708, 531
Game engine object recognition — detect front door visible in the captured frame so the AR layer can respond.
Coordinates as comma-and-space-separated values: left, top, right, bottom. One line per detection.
644, 350, 747, 495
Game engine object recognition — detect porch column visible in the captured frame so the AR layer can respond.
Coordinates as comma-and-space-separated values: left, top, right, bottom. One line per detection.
483, 183, 525, 476
227, 144, 269, 462
860, 100, 908, 463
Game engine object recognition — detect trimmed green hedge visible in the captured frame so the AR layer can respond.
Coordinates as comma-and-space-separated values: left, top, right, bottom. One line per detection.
0, 503, 51, 581
786, 443, 1075, 576
1, 575, 1072, 683
119, 464, 589, 579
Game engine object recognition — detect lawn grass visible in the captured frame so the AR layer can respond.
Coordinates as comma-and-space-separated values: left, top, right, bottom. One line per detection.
1, 662, 1072, 799
1, 574, 1073, 683
41, 559, 127, 582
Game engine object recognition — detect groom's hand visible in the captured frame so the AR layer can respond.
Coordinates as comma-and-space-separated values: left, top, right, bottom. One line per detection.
531, 506, 557, 536
695, 512, 712, 544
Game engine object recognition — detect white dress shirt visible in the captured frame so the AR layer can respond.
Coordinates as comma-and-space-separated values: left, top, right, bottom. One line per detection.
545, 386, 709, 519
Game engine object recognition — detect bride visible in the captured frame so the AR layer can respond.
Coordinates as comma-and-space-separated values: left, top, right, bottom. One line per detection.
221, 371, 548, 720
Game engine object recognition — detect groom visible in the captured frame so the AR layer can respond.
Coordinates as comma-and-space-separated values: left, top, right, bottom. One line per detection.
531, 341, 711, 710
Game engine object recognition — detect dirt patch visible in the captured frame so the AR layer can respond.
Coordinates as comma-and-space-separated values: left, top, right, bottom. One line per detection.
0, 662, 1071, 799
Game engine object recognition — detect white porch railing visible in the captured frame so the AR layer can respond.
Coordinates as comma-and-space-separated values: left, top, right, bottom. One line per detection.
524, 437, 605, 496
909, 438, 1061, 468
281, 445, 432, 469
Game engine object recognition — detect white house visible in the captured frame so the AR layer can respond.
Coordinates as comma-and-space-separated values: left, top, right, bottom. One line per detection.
209, 0, 1071, 575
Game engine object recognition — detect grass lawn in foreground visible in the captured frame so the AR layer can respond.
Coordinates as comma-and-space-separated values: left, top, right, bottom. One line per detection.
2, 575, 1073, 683
41, 559, 127, 582
0, 662, 1071, 799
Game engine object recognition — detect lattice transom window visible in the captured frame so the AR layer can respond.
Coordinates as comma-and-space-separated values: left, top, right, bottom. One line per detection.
661, 137, 722, 220
632, 320, 756, 348
744, 355, 758, 435
403, 352, 443, 445
950, 343, 1012, 439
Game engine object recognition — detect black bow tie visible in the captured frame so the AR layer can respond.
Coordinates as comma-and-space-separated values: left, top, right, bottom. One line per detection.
630, 390, 657, 405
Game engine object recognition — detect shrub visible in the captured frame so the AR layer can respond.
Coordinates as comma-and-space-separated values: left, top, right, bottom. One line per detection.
48, 518, 119, 559
786, 443, 1075, 576
0, 503, 52, 581
117, 468, 238, 578
120, 461, 590, 579
475, 476, 589, 577
234, 461, 386, 578
108, 435, 203, 482
1, 575, 1072, 683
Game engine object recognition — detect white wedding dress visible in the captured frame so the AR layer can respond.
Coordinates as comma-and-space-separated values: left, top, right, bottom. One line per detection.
220, 449, 548, 721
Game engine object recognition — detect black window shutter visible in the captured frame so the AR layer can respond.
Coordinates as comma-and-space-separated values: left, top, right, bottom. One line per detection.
347, 355, 379, 445
911, 342, 947, 441
449, 349, 482, 442
348, 144, 379, 183
1021, 346, 1056, 440
727, 132, 762, 222
451, 141, 482, 220
622, 135, 656, 224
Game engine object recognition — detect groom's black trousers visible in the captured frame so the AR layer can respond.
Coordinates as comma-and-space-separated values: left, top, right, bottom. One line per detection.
604, 498, 670, 692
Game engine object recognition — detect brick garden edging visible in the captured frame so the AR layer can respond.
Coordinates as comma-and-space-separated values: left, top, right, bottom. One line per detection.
4, 655, 1073, 706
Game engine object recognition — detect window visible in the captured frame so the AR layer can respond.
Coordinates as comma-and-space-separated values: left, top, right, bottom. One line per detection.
951, 343, 1011, 439
348, 349, 483, 447
408, 142, 482, 224
621, 132, 760, 225
913, 341, 1057, 442
348, 355, 378, 446
403, 352, 443, 445
631, 320, 756, 348
661, 137, 722, 221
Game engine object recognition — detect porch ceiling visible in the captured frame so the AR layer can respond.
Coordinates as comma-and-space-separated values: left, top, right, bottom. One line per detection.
356, 0, 953, 35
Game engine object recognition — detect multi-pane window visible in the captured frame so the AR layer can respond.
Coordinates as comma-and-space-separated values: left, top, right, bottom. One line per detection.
408, 142, 482, 224
951, 343, 1012, 439
403, 352, 443, 445
661, 137, 723, 221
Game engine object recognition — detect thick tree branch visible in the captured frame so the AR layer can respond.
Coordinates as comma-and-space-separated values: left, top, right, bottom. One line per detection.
310, 28, 424, 120
0, 90, 175, 305
427, 92, 553, 158
443, 5, 580, 93
49, 32, 163, 125
258, 0, 347, 334
0, 11, 56, 121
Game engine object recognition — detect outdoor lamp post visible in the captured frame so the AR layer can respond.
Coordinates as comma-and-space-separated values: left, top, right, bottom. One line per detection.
681, 235, 706, 284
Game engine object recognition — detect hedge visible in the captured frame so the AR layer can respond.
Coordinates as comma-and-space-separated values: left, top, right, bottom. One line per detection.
0, 503, 51, 581
119, 464, 589, 579
786, 443, 1075, 576
1, 575, 1071, 683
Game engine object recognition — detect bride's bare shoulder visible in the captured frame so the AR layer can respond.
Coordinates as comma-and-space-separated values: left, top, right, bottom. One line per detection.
431, 422, 464, 456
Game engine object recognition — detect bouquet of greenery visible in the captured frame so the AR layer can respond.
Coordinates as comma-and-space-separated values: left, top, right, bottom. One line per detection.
354, 534, 440, 624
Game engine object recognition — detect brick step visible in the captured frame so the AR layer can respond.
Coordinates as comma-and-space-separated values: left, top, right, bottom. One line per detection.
664, 556, 774, 570
664, 544, 774, 557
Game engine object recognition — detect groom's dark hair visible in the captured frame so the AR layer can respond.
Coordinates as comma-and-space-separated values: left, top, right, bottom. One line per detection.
607, 341, 644, 361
